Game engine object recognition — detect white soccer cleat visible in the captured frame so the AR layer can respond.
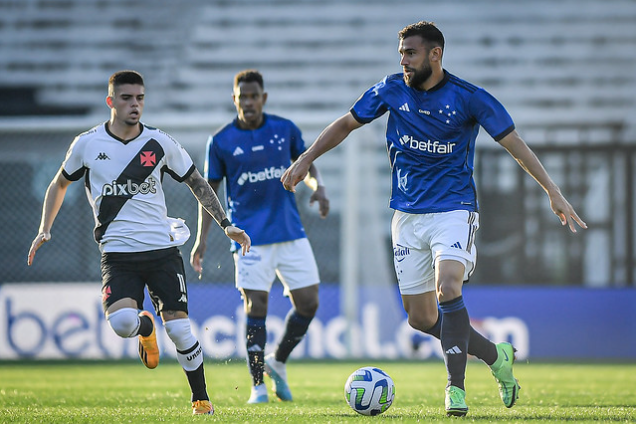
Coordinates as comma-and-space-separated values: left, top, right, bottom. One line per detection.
264, 353, 293, 401
247, 383, 269, 404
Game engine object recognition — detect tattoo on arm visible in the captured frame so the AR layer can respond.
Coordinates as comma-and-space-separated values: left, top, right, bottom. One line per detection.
185, 171, 227, 226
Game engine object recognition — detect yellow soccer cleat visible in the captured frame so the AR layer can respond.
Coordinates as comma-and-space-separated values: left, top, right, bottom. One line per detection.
137, 311, 159, 369
192, 399, 214, 415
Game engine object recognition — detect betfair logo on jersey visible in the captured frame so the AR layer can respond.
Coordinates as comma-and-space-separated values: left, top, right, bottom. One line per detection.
398, 135, 456, 154
237, 166, 286, 186
101, 177, 158, 196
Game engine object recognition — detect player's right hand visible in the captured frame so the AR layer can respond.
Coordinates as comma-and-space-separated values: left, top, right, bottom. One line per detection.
189, 241, 206, 278
281, 159, 311, 192
27, 232, 51, 266
225, 226, 251, 256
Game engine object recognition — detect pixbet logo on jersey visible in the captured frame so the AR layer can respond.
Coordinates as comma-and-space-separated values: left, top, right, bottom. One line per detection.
238, 166, 286, 186
398, 135, 456, 154
101, 177, 158, 196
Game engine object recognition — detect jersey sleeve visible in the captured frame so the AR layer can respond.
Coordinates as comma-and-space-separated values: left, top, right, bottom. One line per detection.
469, 88, 515, 141
350, 78, 390, 124
205, 135, 225, 181
61, 135, 87, 181
161, 131, 195, 182
289, 121, 306, 160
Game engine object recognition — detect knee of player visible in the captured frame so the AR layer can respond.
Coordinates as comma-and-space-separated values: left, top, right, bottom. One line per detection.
107, 308, 140, 338
436, 281, 462, 302
164, 318, 192, 341
296, 298, 319, 317
407, 314, 437, 333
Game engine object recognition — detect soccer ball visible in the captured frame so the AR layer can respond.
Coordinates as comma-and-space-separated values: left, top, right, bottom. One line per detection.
344, 366, 395, 416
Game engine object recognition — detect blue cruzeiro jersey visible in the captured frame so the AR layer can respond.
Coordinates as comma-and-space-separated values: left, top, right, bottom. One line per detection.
351, 71, 515, 214
206, 113, 307, 248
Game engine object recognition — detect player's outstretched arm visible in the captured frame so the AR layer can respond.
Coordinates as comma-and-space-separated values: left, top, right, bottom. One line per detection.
499, 130, 588, 233
27, 169, 73, 266
184, 169, 251, 255
282, 112, 363, 192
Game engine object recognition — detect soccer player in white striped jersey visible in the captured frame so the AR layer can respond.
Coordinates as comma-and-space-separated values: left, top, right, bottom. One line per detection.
27, 70, 251, 416
282, 21, 587, 417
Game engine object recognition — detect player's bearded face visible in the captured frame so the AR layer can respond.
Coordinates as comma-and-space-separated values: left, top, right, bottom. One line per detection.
399, 37, 433, 89
404, 60, 432, 88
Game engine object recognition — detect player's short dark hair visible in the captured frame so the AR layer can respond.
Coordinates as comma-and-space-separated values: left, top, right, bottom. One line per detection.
234, 69, 264, 89
399, 21, 445, 51
108, 70, 144, 95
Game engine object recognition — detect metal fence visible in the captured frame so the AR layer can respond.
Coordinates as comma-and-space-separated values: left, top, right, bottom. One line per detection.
473, 143, 635, 287
2, 125, 635, 289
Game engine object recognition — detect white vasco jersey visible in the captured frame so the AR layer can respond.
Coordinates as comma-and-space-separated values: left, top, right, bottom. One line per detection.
61, 122, 196, 253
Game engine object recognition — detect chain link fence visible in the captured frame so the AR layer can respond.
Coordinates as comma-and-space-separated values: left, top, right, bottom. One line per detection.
2, 123, 635, 291
0, 124, 343, 326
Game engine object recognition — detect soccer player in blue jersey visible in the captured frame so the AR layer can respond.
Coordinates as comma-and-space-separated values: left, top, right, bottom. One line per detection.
27, 70, 251, 416
190, 69, 329, 404
282, 21, 587, 416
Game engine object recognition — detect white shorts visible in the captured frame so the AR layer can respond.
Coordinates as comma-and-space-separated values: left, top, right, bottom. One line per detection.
392, 210, 479, 296
233, 238, 320, 296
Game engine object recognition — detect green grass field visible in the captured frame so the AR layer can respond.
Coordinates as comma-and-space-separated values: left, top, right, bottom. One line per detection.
0, 360, 634, 423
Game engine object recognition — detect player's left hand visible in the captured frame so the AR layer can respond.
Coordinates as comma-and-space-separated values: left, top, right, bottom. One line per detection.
27, 232, 51, 266
225, 226, 251, 255
309, 186, 330, 218
548, 191, 587, 233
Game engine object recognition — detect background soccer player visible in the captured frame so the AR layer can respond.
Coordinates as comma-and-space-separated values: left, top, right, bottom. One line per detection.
190, 69, 329, 404
27, 70, 251, 416
281, 21, 587, 416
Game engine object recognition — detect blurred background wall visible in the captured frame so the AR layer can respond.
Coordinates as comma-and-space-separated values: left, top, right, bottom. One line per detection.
1, 0, 635, 359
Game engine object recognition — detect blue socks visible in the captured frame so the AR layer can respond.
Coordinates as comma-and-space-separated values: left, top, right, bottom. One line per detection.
440, 296, 470, 390
275, 311, 313, 363
246, 316, 267, 386
425, 306, 497, 366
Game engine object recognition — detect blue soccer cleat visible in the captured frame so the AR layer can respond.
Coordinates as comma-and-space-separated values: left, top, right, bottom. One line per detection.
264, 353, 293, 401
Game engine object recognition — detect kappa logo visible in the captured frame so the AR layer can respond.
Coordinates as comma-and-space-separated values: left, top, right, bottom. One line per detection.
95, 152, 110, 160
140, 151, 156, 167
233, 146, 244, 156
398, 103, 410, 112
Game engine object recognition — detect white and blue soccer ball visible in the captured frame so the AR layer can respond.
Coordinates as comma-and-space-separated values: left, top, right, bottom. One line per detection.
344, 366, 395, 416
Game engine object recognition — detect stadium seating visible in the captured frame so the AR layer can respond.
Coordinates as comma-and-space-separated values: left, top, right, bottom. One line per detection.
0, 0, 634, 137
